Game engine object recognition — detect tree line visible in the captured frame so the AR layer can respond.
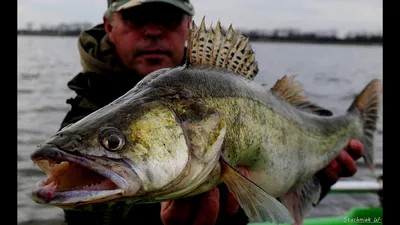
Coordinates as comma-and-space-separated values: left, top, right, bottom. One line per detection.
18, 22, 382, 45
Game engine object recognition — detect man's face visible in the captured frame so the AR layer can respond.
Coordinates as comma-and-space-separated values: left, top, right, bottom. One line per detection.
104, 3, 191, 77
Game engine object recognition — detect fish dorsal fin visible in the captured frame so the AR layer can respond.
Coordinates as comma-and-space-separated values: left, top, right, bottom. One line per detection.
271, 75, 333, 116
186, 16, 259, 80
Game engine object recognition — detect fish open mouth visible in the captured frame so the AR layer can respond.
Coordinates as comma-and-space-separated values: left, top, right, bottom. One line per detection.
34, 159, 120, 196
30, 144, 139, 206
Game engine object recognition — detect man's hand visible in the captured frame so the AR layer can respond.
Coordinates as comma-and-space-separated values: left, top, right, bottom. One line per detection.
160, 168, 249, 225
317, 139, 364, 187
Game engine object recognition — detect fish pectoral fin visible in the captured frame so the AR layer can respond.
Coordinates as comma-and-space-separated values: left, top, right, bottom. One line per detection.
220, 159, 294, 224
278, 176, 322, 225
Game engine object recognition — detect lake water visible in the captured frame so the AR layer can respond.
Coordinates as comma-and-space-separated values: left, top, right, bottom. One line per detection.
17, 35, 383, 224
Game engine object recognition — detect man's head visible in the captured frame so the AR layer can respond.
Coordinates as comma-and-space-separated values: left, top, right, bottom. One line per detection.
104, 0, 194, 76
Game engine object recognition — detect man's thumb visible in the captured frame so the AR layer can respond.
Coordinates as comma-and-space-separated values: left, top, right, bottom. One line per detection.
160, 200, 191, 225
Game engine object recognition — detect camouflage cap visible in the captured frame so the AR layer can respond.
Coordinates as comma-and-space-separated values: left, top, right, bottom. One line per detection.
107, 0, 194, 16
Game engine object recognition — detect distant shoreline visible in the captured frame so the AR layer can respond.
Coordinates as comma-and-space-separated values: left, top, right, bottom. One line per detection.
17, 32, 382, 46
250, 39, 382, 46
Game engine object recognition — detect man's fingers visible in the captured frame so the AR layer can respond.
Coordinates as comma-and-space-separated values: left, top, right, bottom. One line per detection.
160, 200, 191, 225
319, 160, 340, 186
220, 167, 249, 216
160, 201, 173, 212
347, 139, 364, 160
337, 150, 357, 177
161, 167, 249, 225
220, 184, 239, 216
317, 140, 363, 188
192, 188, 220, 225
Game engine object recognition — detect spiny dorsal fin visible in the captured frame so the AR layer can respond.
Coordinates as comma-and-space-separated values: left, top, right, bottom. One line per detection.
186, 17, 259, 80
271, 75, 333, 116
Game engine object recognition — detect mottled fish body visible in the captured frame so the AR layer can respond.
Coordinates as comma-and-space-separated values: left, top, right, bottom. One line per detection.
30, 17, 382, 225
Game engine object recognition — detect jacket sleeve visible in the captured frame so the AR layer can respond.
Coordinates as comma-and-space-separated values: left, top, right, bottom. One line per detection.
59, 71, 144, 130
59, 72, 101, 130
59, 95, 100, 130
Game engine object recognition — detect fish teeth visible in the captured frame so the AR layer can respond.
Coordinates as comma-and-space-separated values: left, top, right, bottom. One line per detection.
36, 179, 47, 188
90, 181, 101, 187
37, 177, 55, 188
48, 181, 56, 188
54, 161, 69, 173
67, 179, 106, 190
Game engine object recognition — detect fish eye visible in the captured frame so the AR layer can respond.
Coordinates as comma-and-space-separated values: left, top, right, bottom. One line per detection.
99, 127, 125, 152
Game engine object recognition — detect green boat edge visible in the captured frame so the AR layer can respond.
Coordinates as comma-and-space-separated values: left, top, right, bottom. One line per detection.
253, 206, 382, 225
251, 173, 383, 225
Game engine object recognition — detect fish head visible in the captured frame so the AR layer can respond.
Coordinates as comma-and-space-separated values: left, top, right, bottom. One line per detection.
30, 97, 226, 208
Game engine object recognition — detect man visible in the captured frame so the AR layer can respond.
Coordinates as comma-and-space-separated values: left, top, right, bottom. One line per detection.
59, 0, 365, 224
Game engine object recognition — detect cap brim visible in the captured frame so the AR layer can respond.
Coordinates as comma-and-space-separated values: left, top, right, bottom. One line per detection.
116, 0, 194, 16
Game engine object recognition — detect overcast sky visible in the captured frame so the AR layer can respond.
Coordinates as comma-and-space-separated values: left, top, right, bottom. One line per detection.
18, 0, 382, 37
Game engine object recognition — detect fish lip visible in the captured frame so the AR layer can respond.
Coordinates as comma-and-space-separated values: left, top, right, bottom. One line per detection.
30, 143, 132, 204
31, 188, 124, 206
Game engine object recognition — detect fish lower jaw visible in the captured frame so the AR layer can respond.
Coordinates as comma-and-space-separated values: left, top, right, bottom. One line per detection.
32, 178, 125, 206
31, 159, 126, 205
32, 176, 124, 204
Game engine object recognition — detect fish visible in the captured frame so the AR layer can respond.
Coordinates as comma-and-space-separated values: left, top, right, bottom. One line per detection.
30, 17, 382, 225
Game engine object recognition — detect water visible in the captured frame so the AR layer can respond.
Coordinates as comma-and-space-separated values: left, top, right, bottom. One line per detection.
17, 35, 383, 224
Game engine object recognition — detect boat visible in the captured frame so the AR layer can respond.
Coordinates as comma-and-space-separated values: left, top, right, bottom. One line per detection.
253, 173, 383, 225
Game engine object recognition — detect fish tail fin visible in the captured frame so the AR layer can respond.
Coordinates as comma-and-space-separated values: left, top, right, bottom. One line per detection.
347, 79, 382, 171
186, 16, 259, 80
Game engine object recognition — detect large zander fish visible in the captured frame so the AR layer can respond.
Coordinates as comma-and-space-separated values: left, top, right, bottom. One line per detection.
30, 17, 382, 225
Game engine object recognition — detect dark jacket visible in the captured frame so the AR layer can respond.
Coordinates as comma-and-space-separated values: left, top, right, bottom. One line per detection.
60, 24, 145, 129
